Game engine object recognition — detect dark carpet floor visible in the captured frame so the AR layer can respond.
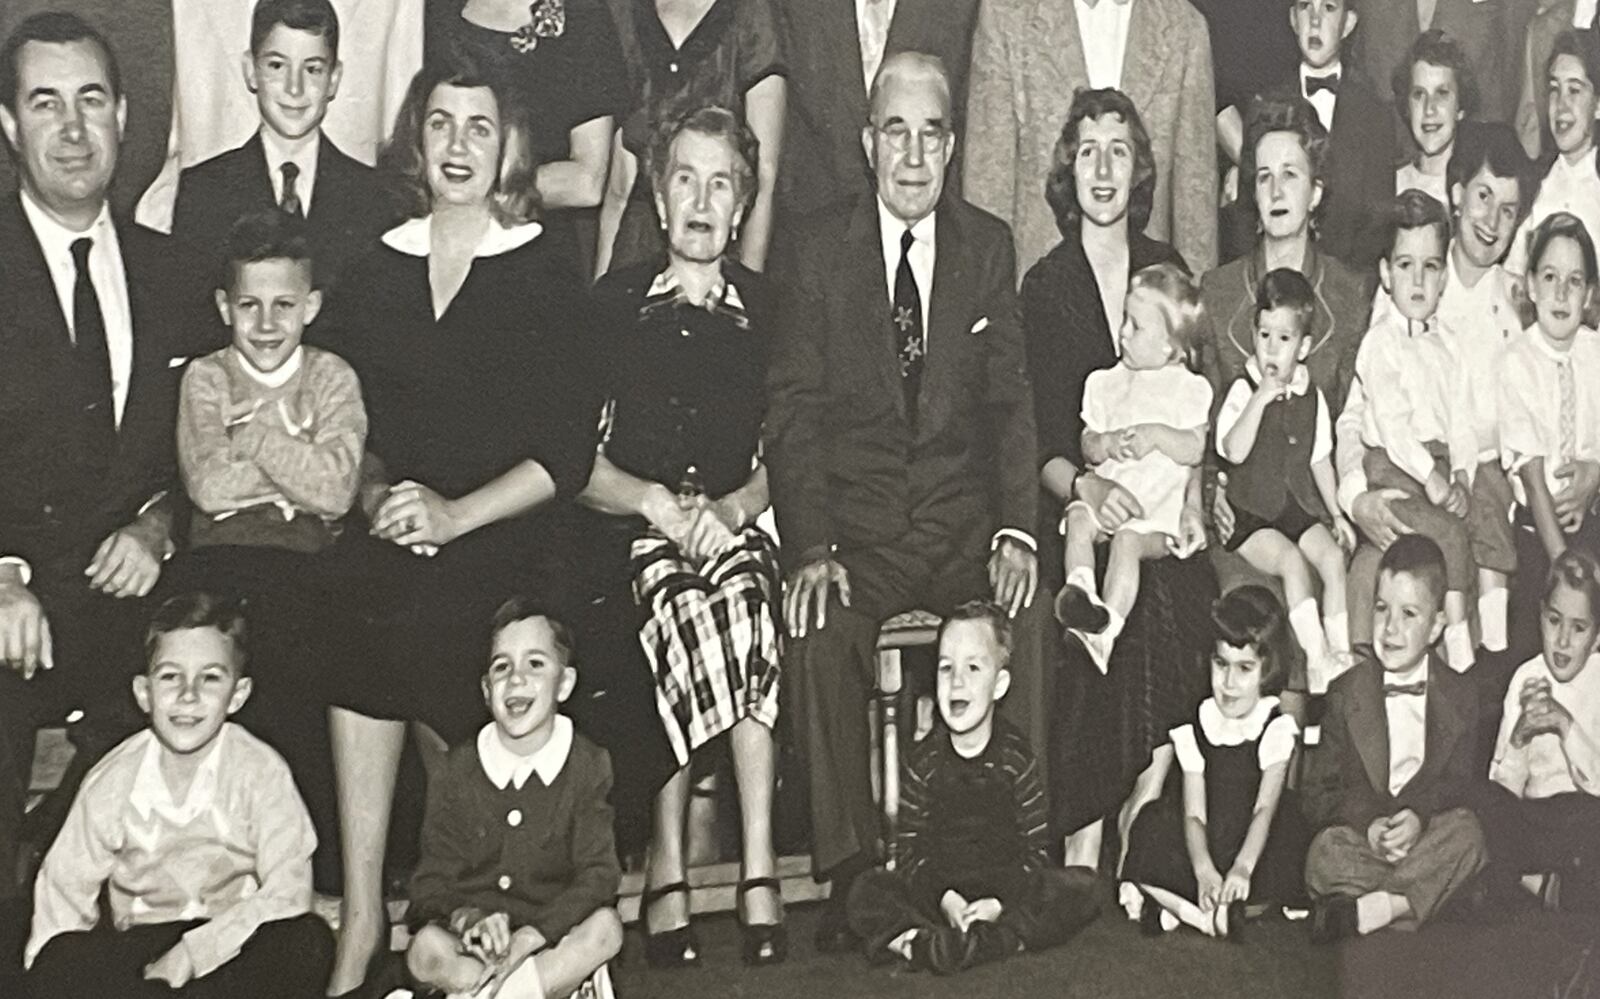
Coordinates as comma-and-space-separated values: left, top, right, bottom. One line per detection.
613, 901, 1598, 999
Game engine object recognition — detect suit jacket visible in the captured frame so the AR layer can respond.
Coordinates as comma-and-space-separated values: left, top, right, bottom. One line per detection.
170, 132, 387, 292
1232, 77, 1397, 270
765, 195, 1037, 571
1303, 653, 1481, 833
772, 0, 980, 227
1515, 0, 1582, 159
0, 196, 209, 580
1351, 0, 1533, 125
962, 0, 1218, 279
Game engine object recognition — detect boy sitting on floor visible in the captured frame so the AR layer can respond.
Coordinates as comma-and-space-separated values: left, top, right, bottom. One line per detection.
848, 602, 1099, 974
1302, 536, 1486, 941
402, 600, 623, 999
25, 593, 332, 999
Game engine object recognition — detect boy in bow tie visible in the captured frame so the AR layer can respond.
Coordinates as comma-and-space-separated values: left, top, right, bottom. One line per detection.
1302, 535, 1486, 940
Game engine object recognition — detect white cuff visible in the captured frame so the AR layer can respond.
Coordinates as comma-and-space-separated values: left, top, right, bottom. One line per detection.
991, 529, 1037, 552
0, 556, 31, 586
1336, 468, 1368, 519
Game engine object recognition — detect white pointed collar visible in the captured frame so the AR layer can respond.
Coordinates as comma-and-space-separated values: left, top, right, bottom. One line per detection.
129, 725, 230, 825
477, 714, 573, 791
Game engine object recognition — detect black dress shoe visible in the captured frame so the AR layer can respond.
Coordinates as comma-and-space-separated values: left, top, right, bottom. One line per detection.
1309, 895, 1359, 944
1053, 584, 1110, 633
813, 916, 863, 955
737, 877, 789, 966
641, 882, 702, 969
909, 926, 972, 976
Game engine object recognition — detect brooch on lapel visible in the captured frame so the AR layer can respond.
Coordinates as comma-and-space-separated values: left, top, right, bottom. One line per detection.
510, 0, 567, 52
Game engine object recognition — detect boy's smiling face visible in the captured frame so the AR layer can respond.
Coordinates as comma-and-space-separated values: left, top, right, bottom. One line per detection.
133, 627, 251, 757
244, 24, 340, 143
1373, 569, 1446, 673
482, 616, 575, 753
936, 619, 1010, 736
216, 257, 320, 373
1290, 0, 1357, 72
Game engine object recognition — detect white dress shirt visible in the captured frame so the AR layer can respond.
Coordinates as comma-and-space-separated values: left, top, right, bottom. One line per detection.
261, 128, 321, 213
1300, 60, 1342, 134
1355, 311, 1476, 486
1499, 325, 1600, 506
855, 0, 899, 94
1490, 653, 1600, 799
1074, 0, 1133, 90
1394, 163, 1448, 204
19, 190, 134, 427
1506, 147, 1600, 275
1385, 659, 1430, 796
476, 715, 574, 791
877, 198, 936, 345
1577, 0, 1597, 30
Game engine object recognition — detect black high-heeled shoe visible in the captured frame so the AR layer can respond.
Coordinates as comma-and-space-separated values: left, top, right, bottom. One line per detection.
737, 877, 789, 966
641, 882, 701, 969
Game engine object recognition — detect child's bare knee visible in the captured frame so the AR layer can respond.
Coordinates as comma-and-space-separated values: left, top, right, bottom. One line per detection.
406, 925, 454, 982
586, 908, 624, 961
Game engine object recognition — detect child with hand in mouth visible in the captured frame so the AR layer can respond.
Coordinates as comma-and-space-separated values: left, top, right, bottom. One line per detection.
1483, 547, 1600, 912
847, 602, 1099, 975
403, 600, 622, 998
1121, 585, 1306, 939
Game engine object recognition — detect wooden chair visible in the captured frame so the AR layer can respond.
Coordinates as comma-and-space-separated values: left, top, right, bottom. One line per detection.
869, 610, 942, 870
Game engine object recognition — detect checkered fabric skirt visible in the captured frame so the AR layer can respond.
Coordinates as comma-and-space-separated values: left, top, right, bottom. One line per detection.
632, 527, 783, 766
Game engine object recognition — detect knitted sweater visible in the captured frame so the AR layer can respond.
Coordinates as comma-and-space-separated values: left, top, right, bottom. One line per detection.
178, 345, 365, 552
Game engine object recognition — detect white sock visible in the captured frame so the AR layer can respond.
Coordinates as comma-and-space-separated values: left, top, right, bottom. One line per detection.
1105, 607, 1126, 642
1444, 621, 1475, 673
1067, 565, 1098, 596
1324, 612, 1350, 653
1479, 588, 1509, 653
1119, 882, 1143, 921
1355, 892, 1396, 935
1290, 599, 1329, 691
1159, 909, 1181, 932
889, 928, 918, 960
1520, 874, 1546, 898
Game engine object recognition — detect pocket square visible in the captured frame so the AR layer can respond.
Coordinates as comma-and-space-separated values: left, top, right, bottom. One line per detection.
167, 355, 193, 369
969, 317, 990, 334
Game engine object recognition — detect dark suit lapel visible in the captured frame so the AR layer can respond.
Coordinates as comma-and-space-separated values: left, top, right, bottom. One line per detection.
116, 221, 164, 458
237, 133, 276, 212
1349, 664, 1392, 797
921, 203, 968, 431
307, 132, 352, 224
1414, 654, 1463, 792
831, 0, 870, 138
847, 199, 907, 420
1, 196, 73, 353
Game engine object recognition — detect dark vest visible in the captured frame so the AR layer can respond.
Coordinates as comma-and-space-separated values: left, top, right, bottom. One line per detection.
1227, 382, 1326, 524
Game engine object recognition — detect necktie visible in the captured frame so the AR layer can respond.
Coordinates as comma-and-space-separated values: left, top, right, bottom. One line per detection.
860, 0, 892, 95
280, 162, 303, 216
1559, 357, 1577, 467
1305, 73, 1340, 98
1384, 681, 1427, 698
69, 237, 116, 447
893, 228, 924, 417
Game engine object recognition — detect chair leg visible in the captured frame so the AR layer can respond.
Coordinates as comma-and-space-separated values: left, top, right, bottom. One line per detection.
880, 649, 903, 869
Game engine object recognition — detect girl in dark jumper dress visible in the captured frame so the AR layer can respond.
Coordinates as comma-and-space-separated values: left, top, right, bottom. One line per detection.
1122, 586, 1308, 938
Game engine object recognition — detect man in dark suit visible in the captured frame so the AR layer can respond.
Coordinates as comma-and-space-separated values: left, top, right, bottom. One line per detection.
0, 12, 205, 937
766, 51, 1038, 950
772, 0, 979, 231
1301, 536, 1486, 940
171, 0, 384, 293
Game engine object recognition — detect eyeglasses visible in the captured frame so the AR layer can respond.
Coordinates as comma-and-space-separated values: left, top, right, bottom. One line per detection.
874, 123, 950, 153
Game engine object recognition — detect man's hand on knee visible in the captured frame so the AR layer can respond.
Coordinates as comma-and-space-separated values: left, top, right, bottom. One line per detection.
784, 557, 851, 638
0, 569, 52, 678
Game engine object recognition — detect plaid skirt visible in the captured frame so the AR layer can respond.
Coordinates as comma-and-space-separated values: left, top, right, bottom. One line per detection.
632, 527, 783, 766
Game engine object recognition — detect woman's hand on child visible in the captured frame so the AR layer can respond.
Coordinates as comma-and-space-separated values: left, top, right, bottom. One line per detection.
1442, 479, 1470, 519
144, 942, 195, 988
1551, 459, 1600, 533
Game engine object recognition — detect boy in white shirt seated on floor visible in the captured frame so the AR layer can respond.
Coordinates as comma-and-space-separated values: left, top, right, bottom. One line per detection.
25, 592, 331, 999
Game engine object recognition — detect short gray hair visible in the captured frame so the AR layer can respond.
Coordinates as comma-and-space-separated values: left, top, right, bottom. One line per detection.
648, 105, 761, 218
867, 51, 952, 123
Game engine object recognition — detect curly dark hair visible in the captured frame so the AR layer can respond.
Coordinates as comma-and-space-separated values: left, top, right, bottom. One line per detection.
647, 105, 761, 221
1236, 95, 1330, 229
377, 52, 540, 225
1044, 88, 1157, 237
1392, 29, 1480, 123
1211, 585, 1290, 697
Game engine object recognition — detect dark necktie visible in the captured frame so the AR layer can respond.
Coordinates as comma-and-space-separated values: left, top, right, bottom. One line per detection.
69, 237, 117, 449
1384, 681, 1427, 698
1305, 73, 1340, 98
893, 228, 924, 417
280, 161, 303, 216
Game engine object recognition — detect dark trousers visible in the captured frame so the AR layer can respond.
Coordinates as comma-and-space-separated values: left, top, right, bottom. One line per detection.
0, 568, 151, 901
782, 545, 989, 877
846, 867, 1099, 958
1478, 784, 1600, 910
28, 914, 334, 999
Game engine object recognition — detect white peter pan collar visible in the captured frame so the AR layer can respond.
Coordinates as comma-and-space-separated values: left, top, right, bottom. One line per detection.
381, 215, 543, 259
1198, 695, 1280, 747
477, 715, 573, 791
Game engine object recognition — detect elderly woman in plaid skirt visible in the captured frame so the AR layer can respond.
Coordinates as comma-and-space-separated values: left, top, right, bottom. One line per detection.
579, 105, 786, 970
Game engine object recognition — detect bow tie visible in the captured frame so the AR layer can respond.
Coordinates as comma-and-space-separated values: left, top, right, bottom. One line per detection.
1305, 73, 1340, 97
1384, 681, 1427, 698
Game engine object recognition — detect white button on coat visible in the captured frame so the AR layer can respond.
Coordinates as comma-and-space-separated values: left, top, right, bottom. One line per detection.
508, 809, 523, 827
498, 875, 512, 891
